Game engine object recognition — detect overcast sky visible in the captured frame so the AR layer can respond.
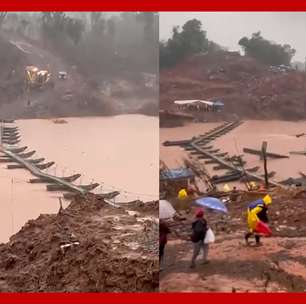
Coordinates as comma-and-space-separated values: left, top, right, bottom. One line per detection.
159, 12, 306, 61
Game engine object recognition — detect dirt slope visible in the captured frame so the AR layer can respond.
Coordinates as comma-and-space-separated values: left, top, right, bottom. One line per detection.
160, 51, 306, 121
0, 194, 158, 292
0, 34, 157, 118
160, 188, 306, 292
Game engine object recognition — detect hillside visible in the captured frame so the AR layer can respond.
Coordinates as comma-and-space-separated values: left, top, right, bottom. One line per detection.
160, 51, 306, 121
0, 34, 157, 119
0, 194, 158, 292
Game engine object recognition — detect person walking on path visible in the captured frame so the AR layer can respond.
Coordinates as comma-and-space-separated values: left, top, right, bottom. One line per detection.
245, 194, 272, 246
190, 209, 209, 268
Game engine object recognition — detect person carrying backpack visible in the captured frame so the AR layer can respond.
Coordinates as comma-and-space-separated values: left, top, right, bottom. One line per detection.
190, 208, 209, 268
245, 194, 272, 246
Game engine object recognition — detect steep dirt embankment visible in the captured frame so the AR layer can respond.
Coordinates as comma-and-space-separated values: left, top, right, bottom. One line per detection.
0, 194, 158, 292
0, 34, 157, 119
160, 51, 306, 121
0, 36, 27, 107
160, 187, 306, 292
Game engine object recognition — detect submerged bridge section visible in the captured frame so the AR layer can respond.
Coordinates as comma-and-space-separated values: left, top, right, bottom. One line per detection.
163, 121, 285, 188
0, 122, 121, 205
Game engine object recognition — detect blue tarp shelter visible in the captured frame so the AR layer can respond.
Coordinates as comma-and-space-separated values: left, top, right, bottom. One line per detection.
160, 168, 194, 181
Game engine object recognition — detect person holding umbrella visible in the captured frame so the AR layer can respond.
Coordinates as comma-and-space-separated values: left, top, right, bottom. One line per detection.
189, 196, 228, 268
159, 200, 177, 271
190, 208, 209, 268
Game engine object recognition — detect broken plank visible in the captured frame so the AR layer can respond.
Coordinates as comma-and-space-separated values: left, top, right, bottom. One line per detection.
205, 159, 219, 164
290, 151, 306, 155
215, 152, 228, 157
246, 166, 260, 173
213, 165, 229, 170
243, 147, 289, 159
207, 149, 220, 153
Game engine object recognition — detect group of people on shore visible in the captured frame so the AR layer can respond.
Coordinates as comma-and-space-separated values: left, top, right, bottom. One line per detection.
159, 193, 272, 270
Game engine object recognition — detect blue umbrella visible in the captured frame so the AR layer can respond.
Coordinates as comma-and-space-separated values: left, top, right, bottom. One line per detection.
195, 197, 228, 213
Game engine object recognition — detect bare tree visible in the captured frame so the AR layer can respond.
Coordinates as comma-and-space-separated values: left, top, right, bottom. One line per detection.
0, 12, 7, 29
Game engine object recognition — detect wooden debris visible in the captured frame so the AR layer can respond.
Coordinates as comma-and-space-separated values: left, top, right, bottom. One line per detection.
243, 147, 289, 159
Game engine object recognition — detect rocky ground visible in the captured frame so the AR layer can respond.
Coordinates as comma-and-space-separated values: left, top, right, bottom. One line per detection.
0, 194, 158, 292
160, 187, 306, 292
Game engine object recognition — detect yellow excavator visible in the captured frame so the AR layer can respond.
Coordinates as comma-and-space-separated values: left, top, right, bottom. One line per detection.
25, 66, 54, 106
25, 66, 54, 89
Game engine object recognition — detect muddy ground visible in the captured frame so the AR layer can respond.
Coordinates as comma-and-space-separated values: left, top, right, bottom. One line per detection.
0, 34, 157, 119
160, 188, 306, 292
0, 194, 158, 292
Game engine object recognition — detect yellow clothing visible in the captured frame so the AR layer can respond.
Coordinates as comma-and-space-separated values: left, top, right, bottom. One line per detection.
247, 195, 272, 232
263, 194, 272, 205
247, 205, 262, 232
223, 184, 231, 192
178, 188, 187, 200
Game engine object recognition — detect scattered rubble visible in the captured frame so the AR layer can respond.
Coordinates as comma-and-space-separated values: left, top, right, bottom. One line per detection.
0, 194, 158, 292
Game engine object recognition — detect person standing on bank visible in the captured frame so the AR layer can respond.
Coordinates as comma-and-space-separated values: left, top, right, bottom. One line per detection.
159, 220, 171, 271
190, 209, 209, 268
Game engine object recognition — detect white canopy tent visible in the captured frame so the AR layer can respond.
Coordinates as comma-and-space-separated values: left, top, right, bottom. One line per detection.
174, 100, 214, 106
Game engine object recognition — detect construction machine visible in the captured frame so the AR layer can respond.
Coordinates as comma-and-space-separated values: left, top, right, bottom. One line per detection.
25, 66, 54, 89
25, 66, 54, 106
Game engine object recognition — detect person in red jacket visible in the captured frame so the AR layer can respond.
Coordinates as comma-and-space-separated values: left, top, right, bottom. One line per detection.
159, 220, 171, 271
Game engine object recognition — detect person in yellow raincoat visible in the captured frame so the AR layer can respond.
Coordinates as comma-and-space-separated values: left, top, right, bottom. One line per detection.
178, 188, 188, 200
245, 194, 272, 246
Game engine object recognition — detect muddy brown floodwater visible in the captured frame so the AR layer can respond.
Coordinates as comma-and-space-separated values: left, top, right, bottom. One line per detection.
0, 115, 158, 243
160, 120, 306, 188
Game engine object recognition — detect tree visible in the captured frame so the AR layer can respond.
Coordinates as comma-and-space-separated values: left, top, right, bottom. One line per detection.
41, 12, 68, 41
238, 31, 296, 66
0, 12, 7, 29
107, 18, 115, 37
90, 12, 106, 36
66, 18, 85, 45
180, 19, 209, 55
17, 19, 30, 36
159, 19, 209, 68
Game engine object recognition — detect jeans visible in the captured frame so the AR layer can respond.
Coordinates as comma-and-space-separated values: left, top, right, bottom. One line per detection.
191, 240, 209, 266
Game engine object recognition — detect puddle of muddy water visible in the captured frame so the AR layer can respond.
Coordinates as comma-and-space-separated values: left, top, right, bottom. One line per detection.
0, 115, 158, 243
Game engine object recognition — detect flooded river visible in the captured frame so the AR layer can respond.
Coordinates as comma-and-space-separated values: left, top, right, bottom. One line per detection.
0, 115, 158, 243
160, 120, 306, 189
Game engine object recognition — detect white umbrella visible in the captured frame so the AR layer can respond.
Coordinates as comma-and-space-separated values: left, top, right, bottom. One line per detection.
159, 200, 176, 219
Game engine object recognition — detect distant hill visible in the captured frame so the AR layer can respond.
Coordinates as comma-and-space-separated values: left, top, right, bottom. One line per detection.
160, 50, 306, 121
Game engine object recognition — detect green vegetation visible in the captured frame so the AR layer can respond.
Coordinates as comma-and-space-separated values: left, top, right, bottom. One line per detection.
1, 12, 158, 79
160, 19, 297, 68
160, 19, 222, 68
239, 32, 296, 66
